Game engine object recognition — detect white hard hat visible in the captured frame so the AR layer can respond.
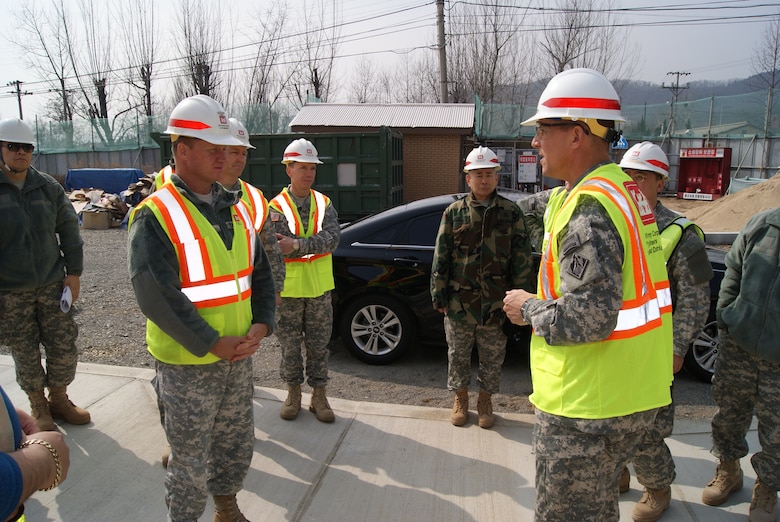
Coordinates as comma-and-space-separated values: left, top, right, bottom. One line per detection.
0, 118, 35, 145
463, 146, 500, 172
282, 138, 322, 165
620, 141, 670, 179
229, 118, 255, 149
521, 68, 626, 126
165, 95, 241, 146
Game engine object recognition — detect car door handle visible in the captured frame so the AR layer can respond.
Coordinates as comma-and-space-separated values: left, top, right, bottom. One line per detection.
393, 257, 422, 268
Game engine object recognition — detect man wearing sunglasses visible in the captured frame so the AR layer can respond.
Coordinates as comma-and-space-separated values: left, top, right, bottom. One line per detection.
0, 118, 90, 432
503, 69, 673, 522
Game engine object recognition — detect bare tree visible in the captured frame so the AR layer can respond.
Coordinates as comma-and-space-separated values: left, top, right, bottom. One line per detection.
394, 53, 441, 103
752, 14, 780, 175
446, 1, 533, 104
538, 0, 637, 85
349, 57, 377, 103
752, 15, 780, 87
69, 0, 123, 145
117, 0, 158, 118
229, 2, 294, 132
175, 0, 224, 100
283, 0, 341, 107
14, 1, 75, 124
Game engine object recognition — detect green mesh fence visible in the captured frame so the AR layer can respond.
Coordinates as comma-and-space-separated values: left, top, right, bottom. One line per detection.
30, 90, 780, 152
475, 88, 780, 140
32, 102, 299, 153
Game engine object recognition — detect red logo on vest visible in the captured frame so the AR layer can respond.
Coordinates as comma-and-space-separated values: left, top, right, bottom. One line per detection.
625, 182, 656, 225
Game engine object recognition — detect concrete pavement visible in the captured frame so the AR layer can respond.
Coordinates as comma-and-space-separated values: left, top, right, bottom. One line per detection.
0, 354, 761, 521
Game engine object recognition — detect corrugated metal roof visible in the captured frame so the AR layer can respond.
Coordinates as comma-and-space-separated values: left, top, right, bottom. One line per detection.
289, 103, 475, 129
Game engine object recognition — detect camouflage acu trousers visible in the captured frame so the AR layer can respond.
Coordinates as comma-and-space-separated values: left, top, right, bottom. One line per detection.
0, 282, 79, 393
711, 330, 780, 490
444, 317, 506, 394
534, 409, 657, 522
154, 358, 254, 521
276, 292, 332, 388
632, 384, 676, 489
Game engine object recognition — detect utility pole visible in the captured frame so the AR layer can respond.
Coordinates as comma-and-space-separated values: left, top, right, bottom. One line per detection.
6, 80, 33, 119
660, 71, 690, 142
436, 0, 449, 103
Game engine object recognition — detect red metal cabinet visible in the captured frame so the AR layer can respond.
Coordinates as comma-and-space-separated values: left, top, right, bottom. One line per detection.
677, 148, 732, 200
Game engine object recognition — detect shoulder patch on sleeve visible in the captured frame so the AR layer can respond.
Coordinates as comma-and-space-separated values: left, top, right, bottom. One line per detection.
567, 252, 589, 280
560, 233, 582, 257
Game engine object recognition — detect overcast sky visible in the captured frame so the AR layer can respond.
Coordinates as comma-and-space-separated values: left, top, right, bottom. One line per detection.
0, 0, 777, 121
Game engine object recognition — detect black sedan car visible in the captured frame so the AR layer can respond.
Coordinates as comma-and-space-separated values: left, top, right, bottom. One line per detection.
331, 192, 726, 383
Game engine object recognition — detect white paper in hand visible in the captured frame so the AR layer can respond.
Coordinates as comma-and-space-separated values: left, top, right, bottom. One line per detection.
61, 286, 73, 313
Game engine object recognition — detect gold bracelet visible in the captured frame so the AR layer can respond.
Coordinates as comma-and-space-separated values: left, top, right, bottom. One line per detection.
19, 438, 62, 491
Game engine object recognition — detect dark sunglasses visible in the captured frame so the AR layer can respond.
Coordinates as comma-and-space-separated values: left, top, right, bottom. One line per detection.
4, 142, 35, 153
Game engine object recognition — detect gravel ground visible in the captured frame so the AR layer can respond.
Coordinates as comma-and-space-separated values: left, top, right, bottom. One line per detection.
2, 227, 717, 419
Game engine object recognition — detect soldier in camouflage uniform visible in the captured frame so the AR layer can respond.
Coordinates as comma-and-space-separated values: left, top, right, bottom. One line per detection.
431, 146, 533, 429
503, 69, 673, 522
269, 138, 341, 423
0, 117, 90, 432
222, 118, 285, 294
128, 96, 276, 522
701, 206, 780, 522
618, 142, 713, 522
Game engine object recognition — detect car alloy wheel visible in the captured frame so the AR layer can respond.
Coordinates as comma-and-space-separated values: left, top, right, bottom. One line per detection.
339, 294, 414, 364
684, 320, 719, 383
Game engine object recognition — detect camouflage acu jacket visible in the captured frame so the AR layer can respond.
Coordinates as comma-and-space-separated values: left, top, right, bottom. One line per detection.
431, 191, 533, 326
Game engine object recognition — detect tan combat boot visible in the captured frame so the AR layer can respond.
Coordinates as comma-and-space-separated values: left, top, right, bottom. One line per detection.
702, 459, 743, 506
632, 486, 671, 522
27, 390, 56, 431
309, 386, 335, 423
620, 465, 631, 494
280, 384, 302, 420
450, 388, 468, 427
477, 390, 494, 429
48, 386, 91, 425
213, 494, 249, 522
749, 478, 778, 522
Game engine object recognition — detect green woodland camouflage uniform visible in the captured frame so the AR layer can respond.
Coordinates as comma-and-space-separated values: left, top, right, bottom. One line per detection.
711, 207, 780, 491
0, 166, 83, 393
633, 201, 712, 490
268, 189, 340, 388
128, 177, 276, 520
431, 191, 533, 394
520, 193, 664, 522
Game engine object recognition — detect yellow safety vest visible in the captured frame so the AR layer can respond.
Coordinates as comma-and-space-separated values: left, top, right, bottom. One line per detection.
270, 188, 334, 298
154, 165, 174, 191
239, 179, 269, 233
530, 164, 673, 419
659, 216, 704, 263
133, 184, 256, 365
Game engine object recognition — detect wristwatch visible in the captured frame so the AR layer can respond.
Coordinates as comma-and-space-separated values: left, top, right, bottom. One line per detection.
292, 239, 300, 252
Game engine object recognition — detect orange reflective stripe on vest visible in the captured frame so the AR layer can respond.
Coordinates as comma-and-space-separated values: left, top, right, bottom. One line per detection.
540, 176, 672, 340
149, 185, 254, 308
271, 189, 330, 263
240, 180, 269, 232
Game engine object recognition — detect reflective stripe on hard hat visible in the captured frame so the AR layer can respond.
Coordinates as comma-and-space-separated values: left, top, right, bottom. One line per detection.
168, 118, 211, 131
542, 97, 621, 111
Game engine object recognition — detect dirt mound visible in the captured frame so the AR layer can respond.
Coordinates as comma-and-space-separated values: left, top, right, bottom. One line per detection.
678, 173, 780, 233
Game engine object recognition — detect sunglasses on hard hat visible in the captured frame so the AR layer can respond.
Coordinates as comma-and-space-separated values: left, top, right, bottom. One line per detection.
4, 142, 35, 153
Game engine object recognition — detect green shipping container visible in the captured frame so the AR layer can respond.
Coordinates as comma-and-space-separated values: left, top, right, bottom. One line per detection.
152, 127, 404, 222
